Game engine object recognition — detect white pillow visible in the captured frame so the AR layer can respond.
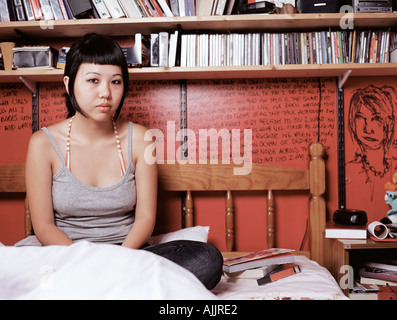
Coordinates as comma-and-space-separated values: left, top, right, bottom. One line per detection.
147, 226, 209, 246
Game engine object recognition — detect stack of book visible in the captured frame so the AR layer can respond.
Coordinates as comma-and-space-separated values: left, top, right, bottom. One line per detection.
222, 248, 300, 286
350, 260, 397, 300
359, 261, 397, 287
179, 29, 393, 68
324, 221, 367, 239
0, 0, 236, 22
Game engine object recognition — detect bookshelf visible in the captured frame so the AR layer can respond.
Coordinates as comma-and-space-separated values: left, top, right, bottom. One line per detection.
1, 13, 397, 83
1, 13, 397, 40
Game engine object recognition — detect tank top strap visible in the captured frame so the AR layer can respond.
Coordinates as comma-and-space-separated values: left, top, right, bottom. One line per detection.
41, 127, 66, 165
128, 122, 133, 165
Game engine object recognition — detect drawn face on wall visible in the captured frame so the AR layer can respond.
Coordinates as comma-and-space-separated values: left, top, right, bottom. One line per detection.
354, 104, 385, 151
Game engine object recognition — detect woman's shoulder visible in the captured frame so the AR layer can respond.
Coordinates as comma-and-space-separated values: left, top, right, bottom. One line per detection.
116, 120, 151, 140
28, 119, 69, 149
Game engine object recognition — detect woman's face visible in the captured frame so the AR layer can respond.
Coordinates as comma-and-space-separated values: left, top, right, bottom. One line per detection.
64, 63, 124, 121
354, 104, 385, 150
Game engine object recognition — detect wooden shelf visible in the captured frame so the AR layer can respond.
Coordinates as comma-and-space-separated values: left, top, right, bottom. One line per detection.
2, 63, 397, 83
2, 13, 397, 86
1, 13, 397, 40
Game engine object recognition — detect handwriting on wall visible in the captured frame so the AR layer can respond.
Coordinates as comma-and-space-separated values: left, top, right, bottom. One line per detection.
0, 83, 32, 163
122, 80, 181, 130
0, 83, 32, 133
187, 78, 336, 167
39, 83, 67, 128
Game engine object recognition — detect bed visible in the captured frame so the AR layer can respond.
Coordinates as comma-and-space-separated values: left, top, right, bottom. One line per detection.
0, 142, 347, 300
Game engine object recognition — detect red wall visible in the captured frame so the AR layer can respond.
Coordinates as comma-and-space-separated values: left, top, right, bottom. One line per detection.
0, 83, 32, 244
1, 78, 340, 251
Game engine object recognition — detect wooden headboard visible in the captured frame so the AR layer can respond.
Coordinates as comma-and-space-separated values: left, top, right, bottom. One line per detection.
0, 142, 326, 265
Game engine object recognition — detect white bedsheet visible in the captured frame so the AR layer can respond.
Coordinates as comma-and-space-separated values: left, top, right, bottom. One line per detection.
0, 241, 217, 300
212, 256, 348, 300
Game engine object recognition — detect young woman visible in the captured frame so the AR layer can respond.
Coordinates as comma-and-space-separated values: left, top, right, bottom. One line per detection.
25, 33, 222, 289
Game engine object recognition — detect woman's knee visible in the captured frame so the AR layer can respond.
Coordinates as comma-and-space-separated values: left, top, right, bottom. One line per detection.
144, 240, 223, 289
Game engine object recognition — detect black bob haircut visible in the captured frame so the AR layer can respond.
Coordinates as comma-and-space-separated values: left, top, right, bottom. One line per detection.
64, 33, 129, 121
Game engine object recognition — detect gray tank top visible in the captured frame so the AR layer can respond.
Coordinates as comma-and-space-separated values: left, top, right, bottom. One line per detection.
41, 122, 136, 244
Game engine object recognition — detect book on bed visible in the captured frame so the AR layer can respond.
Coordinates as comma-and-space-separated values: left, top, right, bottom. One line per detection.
226, 263, 301, 286
222, 248, 295, 273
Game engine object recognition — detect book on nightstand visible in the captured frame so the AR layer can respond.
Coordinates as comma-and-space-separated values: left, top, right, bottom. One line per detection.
324, 221, 367, 239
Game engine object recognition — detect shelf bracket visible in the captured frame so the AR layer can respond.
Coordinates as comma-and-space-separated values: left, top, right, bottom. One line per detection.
19, 76, 37, 94
338, 70, 351, 89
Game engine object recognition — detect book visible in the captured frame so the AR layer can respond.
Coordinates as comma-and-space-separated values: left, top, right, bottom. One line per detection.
156, 0, 172, 16
350, 281, 379, 300
150, 33, 159, 67
133, 0, 148, 16
39, 0, 55, 19
324, 221, 367, 239
359, 265, 397, 284
91, 0, 111, 18
140, 0, 159, 16
168, 30, 178, 67
226, 263, 301, 286
6, 0, 16, 21
168, 0, 178, 15
148, 0, 164, 16
22, 0, 35, 20
119, 0, 142, 17
358, 261, 397, 286
102, 0, 125, 17
224, 264, 278, 280
158, 31, 169, 67
222, 248, 295, 273
29, 0, 43, 19
57, 0, 69, 19
178, 0, 184, 16
258, 263, 301, 285
184, 0, 194, 15
14, 0, 27, 21
360, 275, 397, 286
61, 0, 73, 18
67, 0, 92, 18
49, 0, 65, 19
0, 0, 10, 21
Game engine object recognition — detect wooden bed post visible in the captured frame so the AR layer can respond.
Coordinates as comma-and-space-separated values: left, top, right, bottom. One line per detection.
267, 190, 275, 248
308, 143, 326, 265
185, 191, 194, 228
225, 190, 234, 251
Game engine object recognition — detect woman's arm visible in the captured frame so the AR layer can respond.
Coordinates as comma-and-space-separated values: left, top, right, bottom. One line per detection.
122, 124, 158, 249
25, 130, 73, 246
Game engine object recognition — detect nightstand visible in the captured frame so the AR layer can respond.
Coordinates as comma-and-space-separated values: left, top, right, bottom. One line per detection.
326, 238, 397, 298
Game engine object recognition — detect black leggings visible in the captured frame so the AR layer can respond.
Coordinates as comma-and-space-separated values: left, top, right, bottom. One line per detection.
143, 240, 223, 290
